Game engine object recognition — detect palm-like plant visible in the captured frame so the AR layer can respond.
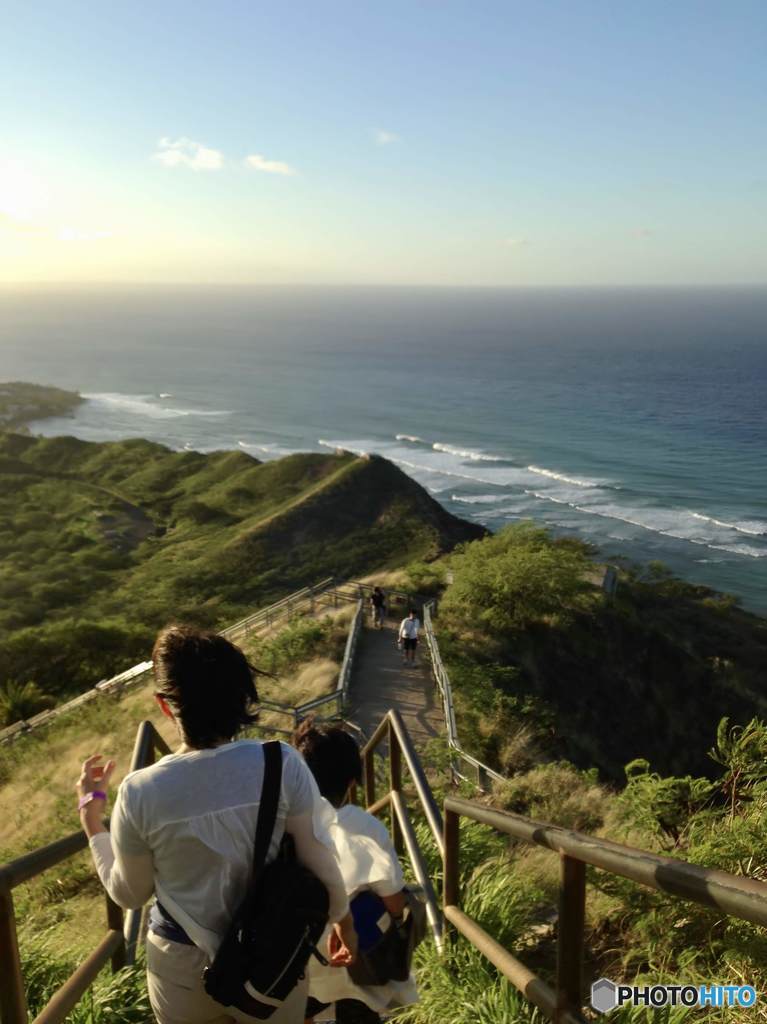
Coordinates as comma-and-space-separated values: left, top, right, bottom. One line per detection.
0, 680, 54, 726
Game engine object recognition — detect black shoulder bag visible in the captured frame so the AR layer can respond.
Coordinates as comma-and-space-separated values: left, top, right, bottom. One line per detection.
202, 741, 330, 1019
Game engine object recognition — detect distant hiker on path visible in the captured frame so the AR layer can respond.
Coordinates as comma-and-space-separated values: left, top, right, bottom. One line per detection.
398, 609, 420, 666
370, 587, 386, 629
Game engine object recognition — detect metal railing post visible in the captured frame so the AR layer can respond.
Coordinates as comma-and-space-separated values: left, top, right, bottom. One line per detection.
556, 855, 585, 1021
106, 895, 126, 972
388, 720, 404, 855
364, 747, 376, 808
443, 806, 460, 941
0, 884, 27, 1024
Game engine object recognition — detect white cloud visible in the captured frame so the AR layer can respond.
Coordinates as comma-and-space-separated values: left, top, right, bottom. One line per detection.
504, 236, 531, 248
375, 130, 400, 146
153, 137, 225, 171
245, 154, 297, 176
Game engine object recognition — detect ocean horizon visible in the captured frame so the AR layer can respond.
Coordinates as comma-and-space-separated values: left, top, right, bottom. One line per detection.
2, 285, 766, 612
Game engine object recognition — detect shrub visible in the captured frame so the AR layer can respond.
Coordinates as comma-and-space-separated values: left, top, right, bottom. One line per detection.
0, 679, 54, 726
442, 523, 593, 633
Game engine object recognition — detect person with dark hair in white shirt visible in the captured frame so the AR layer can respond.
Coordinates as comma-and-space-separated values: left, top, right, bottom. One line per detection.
294, 719, 418, 1024
76, 625, 356, 1024
398, 609, 420, 666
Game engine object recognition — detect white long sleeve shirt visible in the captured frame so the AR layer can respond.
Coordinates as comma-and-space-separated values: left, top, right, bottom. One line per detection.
89, 739, 348, 959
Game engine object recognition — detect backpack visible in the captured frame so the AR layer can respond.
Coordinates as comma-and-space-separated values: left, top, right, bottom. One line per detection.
347, 887, 427, 987
202, 741, 330, 1018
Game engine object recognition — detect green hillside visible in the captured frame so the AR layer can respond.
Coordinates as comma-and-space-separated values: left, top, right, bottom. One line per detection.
0, 381, 82, 429
0, 433, 483, 714
412, 524, 767, 781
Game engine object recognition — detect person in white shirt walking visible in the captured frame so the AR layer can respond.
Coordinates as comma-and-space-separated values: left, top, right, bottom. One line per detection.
76, 625, 356, 1024
294, 719, 418, 1024
398, 608, 420, 666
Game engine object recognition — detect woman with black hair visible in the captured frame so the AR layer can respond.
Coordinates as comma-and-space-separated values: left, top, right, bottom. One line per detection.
76, 625, 356, 1024
294, 719, 418, 1024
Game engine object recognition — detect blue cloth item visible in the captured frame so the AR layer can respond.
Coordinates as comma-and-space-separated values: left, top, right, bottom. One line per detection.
148, 900, 195, 945
350, 890, 388, 952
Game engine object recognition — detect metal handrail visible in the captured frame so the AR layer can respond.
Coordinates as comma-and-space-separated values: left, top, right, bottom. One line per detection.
361, 709, 444, 949
0, 578, 343, 747
361, 712, 767, 1024
0, 844, 127, 1024
337, 599, 363, 703
124, 723, 172, 963
422, 601, 504, 790
442, 795, 767, 1023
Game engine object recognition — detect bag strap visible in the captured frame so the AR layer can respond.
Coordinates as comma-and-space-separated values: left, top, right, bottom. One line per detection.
251, 740, 283, 882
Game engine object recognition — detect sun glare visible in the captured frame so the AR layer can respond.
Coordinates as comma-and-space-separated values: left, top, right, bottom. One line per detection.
0, 157, 52, 223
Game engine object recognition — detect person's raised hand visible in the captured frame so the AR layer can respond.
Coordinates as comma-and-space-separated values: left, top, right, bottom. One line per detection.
76, 754, 116, 799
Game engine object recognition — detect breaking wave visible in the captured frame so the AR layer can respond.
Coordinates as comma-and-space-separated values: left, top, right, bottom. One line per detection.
451, 494, 506, 504
432, 442, 504, 462
527, 465, 602, 488
691, 512, 767, 537
84, 393, 231, 419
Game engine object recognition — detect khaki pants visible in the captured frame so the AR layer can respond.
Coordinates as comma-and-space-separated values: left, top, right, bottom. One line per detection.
146, 932, 309, 1024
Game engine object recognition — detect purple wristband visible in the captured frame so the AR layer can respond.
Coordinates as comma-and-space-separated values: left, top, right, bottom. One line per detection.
78, 790, 107, 811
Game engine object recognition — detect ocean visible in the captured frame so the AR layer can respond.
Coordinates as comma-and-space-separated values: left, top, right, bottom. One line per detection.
1, 286, 766, 612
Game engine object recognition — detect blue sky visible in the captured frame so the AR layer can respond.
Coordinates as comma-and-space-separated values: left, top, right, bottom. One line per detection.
1, 1, 765, 285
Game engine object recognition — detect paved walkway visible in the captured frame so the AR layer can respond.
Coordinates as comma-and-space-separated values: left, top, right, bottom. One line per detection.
347, 614, 444, 749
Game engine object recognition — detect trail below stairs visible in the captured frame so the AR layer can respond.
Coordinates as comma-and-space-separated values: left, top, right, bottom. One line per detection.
347, 613, 444, 749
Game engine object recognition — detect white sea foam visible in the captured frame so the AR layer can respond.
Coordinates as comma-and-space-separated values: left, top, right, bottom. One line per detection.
433, 442, 504, 462
706, 543, 767, 559
451, 494, 505, 504
691, 512, 767, 537
524, 490, 571, 506
318, 436, 767, 563
238, 440, 297, 459
527, 465, 601, 488
159, 392, 173, 399
84, 392, 231, 419
395, 434, 425, 444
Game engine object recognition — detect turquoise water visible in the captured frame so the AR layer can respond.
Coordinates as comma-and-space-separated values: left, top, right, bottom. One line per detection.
2, 286, 765, 611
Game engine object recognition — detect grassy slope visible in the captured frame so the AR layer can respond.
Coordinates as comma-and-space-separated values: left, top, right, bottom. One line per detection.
0, 434, 483, 705
1, 608, 352, 960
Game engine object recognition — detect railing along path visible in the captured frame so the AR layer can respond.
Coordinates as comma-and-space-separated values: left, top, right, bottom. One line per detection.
5, 708, 767, 1024
422, 600, 504, 790
0, 577, 425, 746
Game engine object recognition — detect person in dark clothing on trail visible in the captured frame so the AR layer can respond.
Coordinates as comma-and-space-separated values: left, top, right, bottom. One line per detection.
370, 587, 386, 630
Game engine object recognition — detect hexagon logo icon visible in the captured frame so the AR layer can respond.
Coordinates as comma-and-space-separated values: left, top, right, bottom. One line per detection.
591, 978, 618, 1014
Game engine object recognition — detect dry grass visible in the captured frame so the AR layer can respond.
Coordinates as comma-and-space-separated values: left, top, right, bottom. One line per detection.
0, 679, 175, 859
493, 762, 607, 834
260, 657, 340, 708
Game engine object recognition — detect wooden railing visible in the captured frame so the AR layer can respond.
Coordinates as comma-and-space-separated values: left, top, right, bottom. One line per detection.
362, 710, 767, 1024
8, 707, 767, 1024
0, 721, 170, 1024
0, 838, 124, 1024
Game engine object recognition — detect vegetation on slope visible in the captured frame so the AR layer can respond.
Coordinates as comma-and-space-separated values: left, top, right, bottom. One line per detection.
0, 381, 83, 429
0, 433, 482, 718
397, 524, 767, 1021
1, 608, 351, 969
423, 523, 767, 780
